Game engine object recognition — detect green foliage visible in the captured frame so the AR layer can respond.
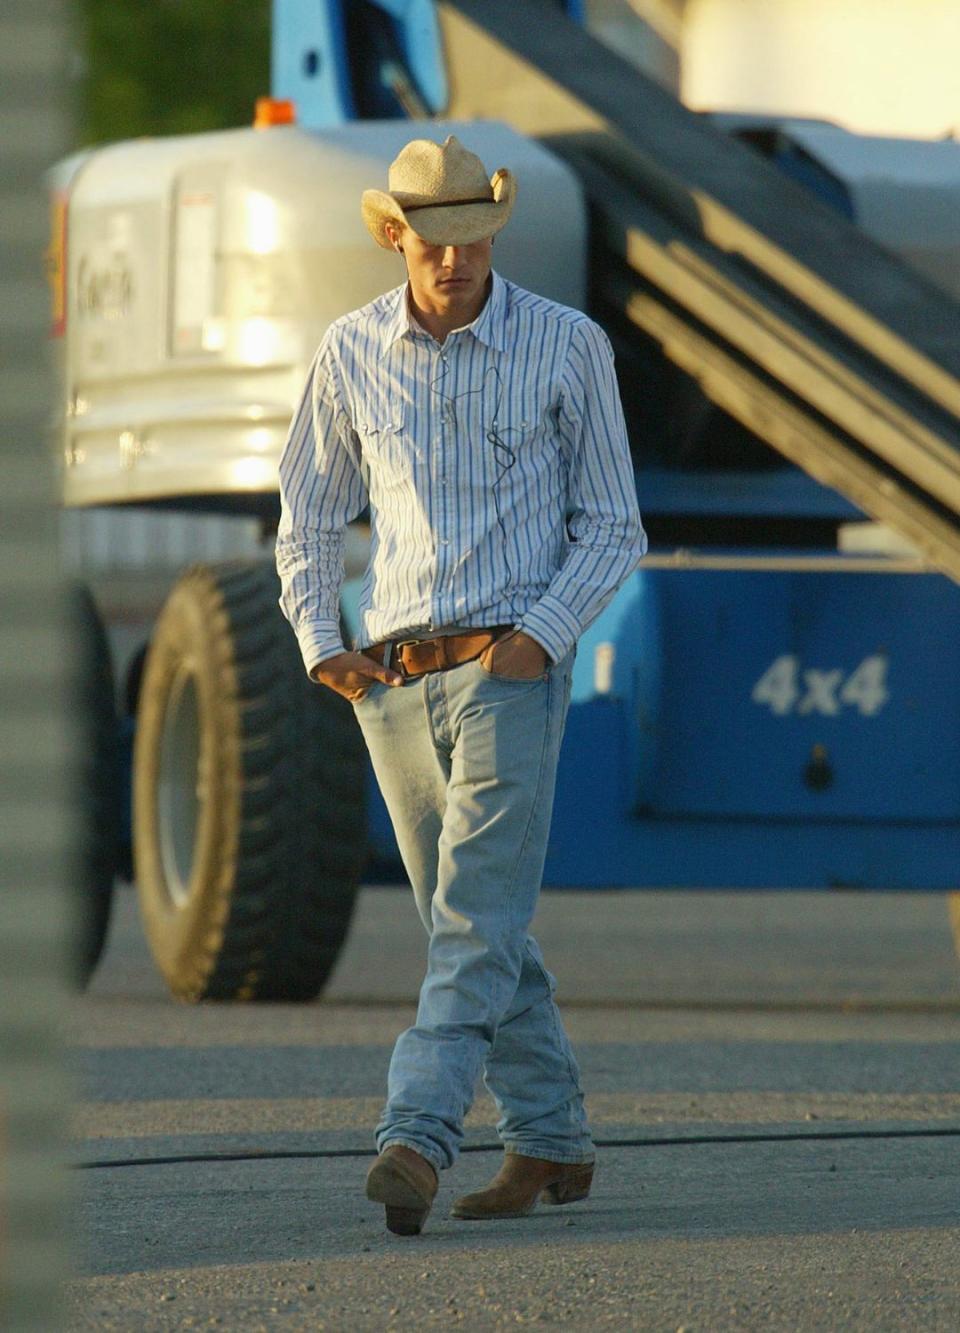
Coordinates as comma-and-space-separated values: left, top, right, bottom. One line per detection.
79, 0, 272, 145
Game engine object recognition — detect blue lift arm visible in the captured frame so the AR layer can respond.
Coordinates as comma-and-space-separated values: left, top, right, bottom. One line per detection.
272, 0, 449, 125
273, 0, 960, 578
274, 2, 960, 889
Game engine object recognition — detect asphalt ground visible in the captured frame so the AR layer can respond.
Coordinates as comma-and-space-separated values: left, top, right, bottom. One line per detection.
66, 886, 960, 1331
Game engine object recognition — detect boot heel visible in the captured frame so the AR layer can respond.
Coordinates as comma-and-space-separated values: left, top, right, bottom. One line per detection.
540, 1163, 595, 1206
385, 1204, 428, 1236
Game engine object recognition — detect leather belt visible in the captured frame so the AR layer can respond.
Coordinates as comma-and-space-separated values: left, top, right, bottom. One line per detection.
366, 626, 515, 679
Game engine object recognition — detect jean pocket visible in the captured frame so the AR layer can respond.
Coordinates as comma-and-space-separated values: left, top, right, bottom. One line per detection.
477, 655, 549, 684
351, 679, 385, 706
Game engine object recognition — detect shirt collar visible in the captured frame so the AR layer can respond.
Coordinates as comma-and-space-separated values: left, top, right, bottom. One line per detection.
381, 283, 413, 350
468, 271, 509, 351
380, 271, 509, 353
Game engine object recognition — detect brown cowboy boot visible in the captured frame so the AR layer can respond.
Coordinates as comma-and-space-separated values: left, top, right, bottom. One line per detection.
451, 1153, 595, 1220
365, 1144, 438, 1236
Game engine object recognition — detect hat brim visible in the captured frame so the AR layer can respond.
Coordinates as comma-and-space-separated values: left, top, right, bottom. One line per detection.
361, 169, 516, 249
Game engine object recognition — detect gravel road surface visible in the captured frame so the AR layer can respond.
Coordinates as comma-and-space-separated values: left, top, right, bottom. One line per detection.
66, 886, 960, 1331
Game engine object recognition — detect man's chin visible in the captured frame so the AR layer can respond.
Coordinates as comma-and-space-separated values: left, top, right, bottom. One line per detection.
435, 282, 475, 303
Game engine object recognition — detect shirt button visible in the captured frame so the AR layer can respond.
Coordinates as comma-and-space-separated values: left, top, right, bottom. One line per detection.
440, 538, 450, 546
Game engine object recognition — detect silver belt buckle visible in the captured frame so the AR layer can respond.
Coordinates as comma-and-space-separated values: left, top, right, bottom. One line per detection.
392, 638, 422, 676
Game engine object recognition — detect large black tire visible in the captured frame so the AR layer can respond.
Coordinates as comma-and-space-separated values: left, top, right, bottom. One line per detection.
69, 582, 121, 987
132, 561, 364, 1001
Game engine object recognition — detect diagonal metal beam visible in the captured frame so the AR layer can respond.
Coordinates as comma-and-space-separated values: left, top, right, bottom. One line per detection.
439, 0, 960, 570
442, 0, 960, 389
618, 287, 960, 582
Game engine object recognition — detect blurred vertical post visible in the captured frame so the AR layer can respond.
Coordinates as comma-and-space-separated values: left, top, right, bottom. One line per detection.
1, 0, 76, 1326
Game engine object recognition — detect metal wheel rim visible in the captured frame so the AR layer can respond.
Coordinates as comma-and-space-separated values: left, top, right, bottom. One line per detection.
157, 662, 202, 910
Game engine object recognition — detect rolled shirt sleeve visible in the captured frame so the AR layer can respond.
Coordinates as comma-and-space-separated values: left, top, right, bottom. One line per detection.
518, 320, 647, 662
275, 336, 368, 679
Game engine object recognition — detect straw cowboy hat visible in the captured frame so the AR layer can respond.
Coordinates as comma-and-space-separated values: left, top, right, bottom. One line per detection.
362, 134, 516, 249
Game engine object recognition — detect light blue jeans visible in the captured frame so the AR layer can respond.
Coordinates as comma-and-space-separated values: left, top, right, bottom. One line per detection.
352, 649, 594, 1174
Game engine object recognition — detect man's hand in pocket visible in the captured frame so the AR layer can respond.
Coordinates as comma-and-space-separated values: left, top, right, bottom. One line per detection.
311, 651, 404, 702
480, 631, 549, 680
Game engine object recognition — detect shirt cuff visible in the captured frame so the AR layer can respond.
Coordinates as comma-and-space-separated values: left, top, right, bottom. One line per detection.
297, 622, 347, 681
518, 595, 581, 664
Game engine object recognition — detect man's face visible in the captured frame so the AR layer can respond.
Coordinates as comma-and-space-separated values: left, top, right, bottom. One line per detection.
388, 223, 494, 318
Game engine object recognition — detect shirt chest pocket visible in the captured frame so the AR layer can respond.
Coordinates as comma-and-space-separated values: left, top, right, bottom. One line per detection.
482, 373, 553, 450
356, 409, 408, 489
480, 378, 560, 484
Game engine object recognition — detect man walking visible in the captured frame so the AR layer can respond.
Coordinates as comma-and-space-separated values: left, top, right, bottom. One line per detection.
276, 134, 646, 1235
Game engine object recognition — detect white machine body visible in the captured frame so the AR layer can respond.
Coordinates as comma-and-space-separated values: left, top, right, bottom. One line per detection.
55, 120, 586, 509
53, 112, 960, 513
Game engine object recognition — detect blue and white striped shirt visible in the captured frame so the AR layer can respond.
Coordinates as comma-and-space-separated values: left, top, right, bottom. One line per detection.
276, 271, 646, 675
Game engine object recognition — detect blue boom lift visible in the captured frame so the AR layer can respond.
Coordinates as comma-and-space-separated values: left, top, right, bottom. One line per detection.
273, 0, 960, 891
59, 0, 960, 999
